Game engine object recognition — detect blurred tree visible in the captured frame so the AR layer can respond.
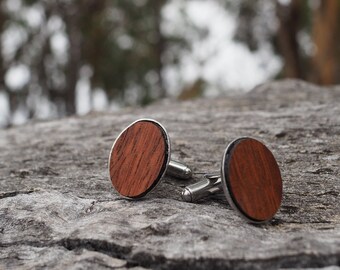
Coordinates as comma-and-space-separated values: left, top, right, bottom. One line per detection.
233, 0, 340, 85
0, 0, 183, 126
311, 0, 340, 85
0, 6, 8, 115
1, 0, 340, 128
276, 0, 305, 79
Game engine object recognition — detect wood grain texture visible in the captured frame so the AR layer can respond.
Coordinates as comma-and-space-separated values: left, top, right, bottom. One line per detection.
109, 120, 168, 198
225, 138, 282, 222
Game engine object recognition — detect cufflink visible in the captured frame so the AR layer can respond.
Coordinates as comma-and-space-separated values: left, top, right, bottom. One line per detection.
108, 119, 192, 199
182, 137, 282, 223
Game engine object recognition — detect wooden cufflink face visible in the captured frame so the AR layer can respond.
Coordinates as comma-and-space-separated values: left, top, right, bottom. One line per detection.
181, 137, 282, 223
108, 119, 170, 199
222, 138, 283, 223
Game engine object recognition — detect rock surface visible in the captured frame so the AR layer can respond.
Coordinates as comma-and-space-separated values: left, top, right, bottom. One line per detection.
0, 79, 339, 270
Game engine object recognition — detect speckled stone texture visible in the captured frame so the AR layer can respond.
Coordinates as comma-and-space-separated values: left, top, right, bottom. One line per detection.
0, 79, 339, 270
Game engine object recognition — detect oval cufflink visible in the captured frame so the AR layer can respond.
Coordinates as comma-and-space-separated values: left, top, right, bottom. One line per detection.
182, 137, 283, 223
108, 119, 192, 199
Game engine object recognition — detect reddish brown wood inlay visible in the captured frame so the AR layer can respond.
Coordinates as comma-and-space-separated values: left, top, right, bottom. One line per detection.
109, 121, 168, 198
226, 138, 282, 222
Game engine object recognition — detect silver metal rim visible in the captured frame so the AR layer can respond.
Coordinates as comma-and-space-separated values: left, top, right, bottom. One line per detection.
220, 136, 273, 224
107, 118, 171, 199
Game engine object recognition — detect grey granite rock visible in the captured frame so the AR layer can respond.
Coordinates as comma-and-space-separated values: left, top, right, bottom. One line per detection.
0, 79, 339, 269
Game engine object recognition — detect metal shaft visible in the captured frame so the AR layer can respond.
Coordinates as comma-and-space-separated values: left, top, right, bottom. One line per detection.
166, 160, 192, 179
182, 174, 223, 202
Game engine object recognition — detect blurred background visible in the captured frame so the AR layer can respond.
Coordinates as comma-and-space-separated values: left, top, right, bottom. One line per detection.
0, 0, 339, 128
